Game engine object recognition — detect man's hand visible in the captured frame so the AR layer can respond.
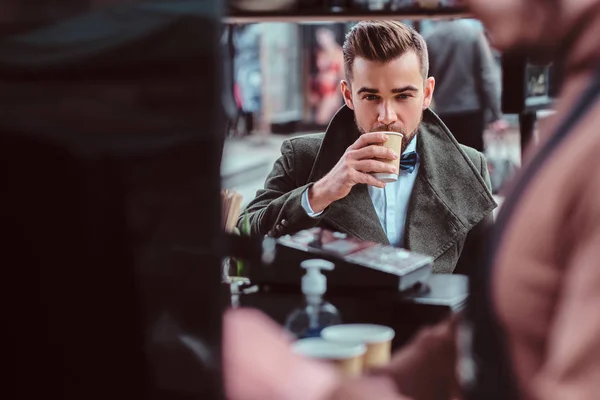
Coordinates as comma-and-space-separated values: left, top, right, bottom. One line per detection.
370, 318, 461, 400
308, 132, 399, 213
327, 318, 461, 400
223, 308, 340, 400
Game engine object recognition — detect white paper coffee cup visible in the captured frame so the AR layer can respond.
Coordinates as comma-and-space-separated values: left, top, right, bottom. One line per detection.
321, 324, 395, 369
292, 337, 366, 376
372, 131, 403, 183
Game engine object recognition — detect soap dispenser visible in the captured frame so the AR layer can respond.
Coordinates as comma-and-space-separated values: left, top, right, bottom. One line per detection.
284, 259, 342, 339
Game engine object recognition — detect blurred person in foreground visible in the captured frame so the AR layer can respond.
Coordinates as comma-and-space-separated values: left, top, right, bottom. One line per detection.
224, 1, 600, 399
240, 21, 496, 275
424, 18, 508, 152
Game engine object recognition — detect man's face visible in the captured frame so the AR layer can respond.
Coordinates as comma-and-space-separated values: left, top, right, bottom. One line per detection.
341, 51, 434, 154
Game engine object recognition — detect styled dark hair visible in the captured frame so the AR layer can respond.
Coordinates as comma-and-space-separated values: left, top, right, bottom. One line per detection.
343, 21, 429, 82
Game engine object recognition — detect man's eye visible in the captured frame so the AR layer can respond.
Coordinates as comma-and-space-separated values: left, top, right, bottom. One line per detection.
364, 95, 379, 101
396, 94, 410, 100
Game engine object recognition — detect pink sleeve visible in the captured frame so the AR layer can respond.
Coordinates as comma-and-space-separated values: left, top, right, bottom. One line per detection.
531, 175, 600, 400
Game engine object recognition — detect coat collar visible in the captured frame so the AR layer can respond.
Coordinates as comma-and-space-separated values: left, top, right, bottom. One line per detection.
308, 105, 496, 260
405, 109, 496, 262
308, 105, 361, 182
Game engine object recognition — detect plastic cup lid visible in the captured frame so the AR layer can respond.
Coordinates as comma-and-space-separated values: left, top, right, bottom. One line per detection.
321, 324, 395, 344
292, 337, 366, 360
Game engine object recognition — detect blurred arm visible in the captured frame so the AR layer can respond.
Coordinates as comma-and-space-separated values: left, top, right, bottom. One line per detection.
530, 175, 600, 400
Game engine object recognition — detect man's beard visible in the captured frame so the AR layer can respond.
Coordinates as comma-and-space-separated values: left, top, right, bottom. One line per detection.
356, 113, 422, 154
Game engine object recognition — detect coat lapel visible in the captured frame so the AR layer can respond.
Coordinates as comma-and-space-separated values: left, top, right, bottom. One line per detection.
405, 169, 462, 259
326, 184, 390, 244
405, 109, 496, 260
308, 106, 389, 244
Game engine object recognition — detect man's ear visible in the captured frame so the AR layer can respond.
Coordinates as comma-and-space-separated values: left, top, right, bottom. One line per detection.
341, 80, 354, 110
423, 77, 435, 109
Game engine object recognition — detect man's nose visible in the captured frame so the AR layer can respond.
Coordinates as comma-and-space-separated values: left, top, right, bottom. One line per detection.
377, 102, 398, 126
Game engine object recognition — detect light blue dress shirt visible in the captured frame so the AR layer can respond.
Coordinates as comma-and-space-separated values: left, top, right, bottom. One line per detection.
302, 136, 420, 247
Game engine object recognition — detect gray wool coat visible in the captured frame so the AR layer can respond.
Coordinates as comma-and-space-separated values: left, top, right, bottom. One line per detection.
240, 106, 496, 274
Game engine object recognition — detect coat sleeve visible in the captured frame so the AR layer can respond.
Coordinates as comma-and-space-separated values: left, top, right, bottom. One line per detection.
238, 139, 329, 237
454, 151, 495, 277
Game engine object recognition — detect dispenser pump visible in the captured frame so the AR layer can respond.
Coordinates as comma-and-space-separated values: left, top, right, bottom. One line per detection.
301, 259, 334, 297
284, 259, 341, 339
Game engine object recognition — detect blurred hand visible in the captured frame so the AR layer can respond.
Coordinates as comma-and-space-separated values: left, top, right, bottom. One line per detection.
327, 376, 410, 400
371, 318, 461, 400
223, 308, 340, 400
489, 119, 510, 133
309, 132, 398, 212
326, 318, 461, 400
224, 308, 461, 400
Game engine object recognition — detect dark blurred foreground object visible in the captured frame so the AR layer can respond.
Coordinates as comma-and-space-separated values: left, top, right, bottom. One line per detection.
0, 1, 225, 399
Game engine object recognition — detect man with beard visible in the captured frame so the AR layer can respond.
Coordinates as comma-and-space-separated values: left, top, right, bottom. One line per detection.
241, 21, 496, 274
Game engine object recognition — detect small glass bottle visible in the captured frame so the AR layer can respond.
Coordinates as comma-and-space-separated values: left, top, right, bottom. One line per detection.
284, 259, 342, 339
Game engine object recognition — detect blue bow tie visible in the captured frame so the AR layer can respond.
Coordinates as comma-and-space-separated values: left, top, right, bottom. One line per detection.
400, 151, 418, 174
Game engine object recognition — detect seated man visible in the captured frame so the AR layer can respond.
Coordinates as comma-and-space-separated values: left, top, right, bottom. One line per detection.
240, 21, 496, 274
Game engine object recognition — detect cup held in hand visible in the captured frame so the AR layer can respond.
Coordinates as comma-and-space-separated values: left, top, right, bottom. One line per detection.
371, 131, 403, 183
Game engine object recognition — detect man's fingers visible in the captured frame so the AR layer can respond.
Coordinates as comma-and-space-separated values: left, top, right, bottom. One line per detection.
355, 172, 387, 188
354, 159, 397, 174
348, 132, 388, 150
352, 144, 398, 161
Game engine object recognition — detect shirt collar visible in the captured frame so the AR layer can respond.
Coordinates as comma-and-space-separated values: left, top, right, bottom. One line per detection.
404, 132, 418, 155
400, 133, 419, 175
